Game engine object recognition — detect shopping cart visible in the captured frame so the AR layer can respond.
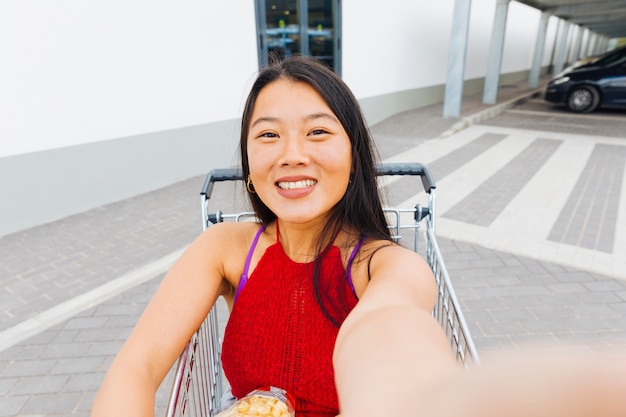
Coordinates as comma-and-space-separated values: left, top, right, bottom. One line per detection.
166, 162, 479, 417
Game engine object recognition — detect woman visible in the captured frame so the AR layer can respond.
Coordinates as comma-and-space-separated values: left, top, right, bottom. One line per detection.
92, 56, 626, 417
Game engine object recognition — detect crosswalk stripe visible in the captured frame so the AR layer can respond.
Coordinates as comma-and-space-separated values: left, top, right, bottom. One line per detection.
491, 137, 594, 243
388, 125, 626, 281
442, 138, 562, 226
434, 131, 536, 213
548, 144, 626, 252
614, 165, 626, 272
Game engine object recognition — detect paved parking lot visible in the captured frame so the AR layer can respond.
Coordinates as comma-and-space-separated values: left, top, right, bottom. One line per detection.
2, 79, 626, 416
484, 95, 626, 137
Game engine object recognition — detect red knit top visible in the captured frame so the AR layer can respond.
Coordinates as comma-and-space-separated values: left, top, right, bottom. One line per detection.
221, 225, 360, 417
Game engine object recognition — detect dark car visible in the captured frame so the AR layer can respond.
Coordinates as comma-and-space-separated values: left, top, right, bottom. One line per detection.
544, 46, 626, 113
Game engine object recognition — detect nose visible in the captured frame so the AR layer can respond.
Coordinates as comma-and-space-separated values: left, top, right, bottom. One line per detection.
278, 136, 309, 167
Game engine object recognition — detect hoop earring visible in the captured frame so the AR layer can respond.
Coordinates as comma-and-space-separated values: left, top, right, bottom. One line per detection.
246, 175, 256, 193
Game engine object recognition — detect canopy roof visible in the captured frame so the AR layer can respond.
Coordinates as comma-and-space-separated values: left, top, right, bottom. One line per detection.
517, 0, 626, 39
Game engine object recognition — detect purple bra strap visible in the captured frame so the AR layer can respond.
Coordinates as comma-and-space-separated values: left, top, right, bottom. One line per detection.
346, 237, 365, 298
234, 224, 267, 302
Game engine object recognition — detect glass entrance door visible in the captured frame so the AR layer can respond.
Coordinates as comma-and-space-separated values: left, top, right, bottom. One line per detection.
255, 0, 341, 73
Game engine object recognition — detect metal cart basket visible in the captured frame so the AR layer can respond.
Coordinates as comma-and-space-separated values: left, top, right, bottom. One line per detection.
166, 162, 479, 417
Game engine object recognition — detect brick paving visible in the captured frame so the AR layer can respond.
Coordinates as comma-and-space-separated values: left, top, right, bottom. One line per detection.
548, 144, 626, 252
0, 177, 202, 330
2, 74, 626, 416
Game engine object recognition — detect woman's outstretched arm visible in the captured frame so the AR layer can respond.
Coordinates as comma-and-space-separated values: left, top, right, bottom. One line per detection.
334, 244, 626, 417
91, 223, 238, 416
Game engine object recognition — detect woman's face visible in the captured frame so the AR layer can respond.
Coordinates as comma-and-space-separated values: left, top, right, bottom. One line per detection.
246, 79, 352, 226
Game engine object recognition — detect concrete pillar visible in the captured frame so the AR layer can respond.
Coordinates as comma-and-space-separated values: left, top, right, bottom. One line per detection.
571, 25, 583, 63
580, 28, 590, 59
553, 20, 570, 76
594, 36, 603, 54
529, 11, 550, 89
255, 0, 269, 67
443, 0, 472, 118
586, 33, 597, 57
602, 36, 608, 52
548, 19, 559, 68
593, 35, 605, 55
594, 35, 602, 54
298, 0, 309, 56
483, 0, 510, 105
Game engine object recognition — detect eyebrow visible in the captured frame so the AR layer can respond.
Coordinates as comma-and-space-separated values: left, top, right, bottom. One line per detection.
250, 112, 340, 129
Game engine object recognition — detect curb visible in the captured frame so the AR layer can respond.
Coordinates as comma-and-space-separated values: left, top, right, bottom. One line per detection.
0, 246, 187, 353
437, 88, 544, 139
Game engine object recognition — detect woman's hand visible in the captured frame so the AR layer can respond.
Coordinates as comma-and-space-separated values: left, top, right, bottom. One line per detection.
334, 244, 626, 417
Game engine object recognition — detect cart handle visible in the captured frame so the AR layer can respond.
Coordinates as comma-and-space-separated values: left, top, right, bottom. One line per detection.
376, 162, 436, 194
200, 162, 436, 198
200, 168, 243, 197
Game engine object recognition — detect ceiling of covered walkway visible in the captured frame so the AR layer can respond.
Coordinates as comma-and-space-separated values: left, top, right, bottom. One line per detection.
516, 0, 626, 39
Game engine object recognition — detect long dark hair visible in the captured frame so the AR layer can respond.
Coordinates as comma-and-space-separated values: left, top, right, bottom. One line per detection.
239, 56, 393, 326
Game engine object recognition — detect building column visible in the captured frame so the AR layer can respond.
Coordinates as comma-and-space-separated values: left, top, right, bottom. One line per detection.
580, 28, 590, 59
601, 36, 608, 52
586, 32, 597, 56
553, 19, 570, 76
592, 34, 605, 55
594, 35, 602, 54
298, 0, 309, 56
254, 0, 269, 67
571, 25, 583, 62
443, 0, 472, 118
601, 36, 609, 52
529, 11, 550, 89
483, 0, 510, 105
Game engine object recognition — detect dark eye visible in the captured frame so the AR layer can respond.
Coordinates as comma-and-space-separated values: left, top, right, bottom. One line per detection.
259, 132, 277, 138
310, 129, 328, 136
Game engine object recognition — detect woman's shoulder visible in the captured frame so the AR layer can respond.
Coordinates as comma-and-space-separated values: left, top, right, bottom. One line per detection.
197, 221, 266, 250
202, 220, 264, 235
362, 239, 436, 305
354, 241, 437, 310
364, 240, 431, 274
356, 238, 413, 261
192, 221, 269, 294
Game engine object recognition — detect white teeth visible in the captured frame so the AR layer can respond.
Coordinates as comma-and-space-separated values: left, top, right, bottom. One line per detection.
277, 179, 317, 190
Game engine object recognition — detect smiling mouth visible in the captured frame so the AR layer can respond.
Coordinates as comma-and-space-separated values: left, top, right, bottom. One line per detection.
276, 179, 317, 190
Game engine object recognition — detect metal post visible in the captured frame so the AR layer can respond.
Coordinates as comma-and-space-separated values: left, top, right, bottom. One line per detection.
483, 0, 510, 105
254, 0, 268, 68
529, 11, 550, 89
571, 25, 583, 62
601, 36, 609, 52
298, 0, 309, 56
443, 0, 472, 118
586, 32, 596, 57
333, 0, 342, 75
580, 28, 590, 59
553, 20, 570, 76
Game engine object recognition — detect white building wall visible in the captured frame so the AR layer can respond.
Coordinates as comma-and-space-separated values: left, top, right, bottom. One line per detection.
342, 0, 543, 98
502, 1, 540, 73
342, 0, 549, 124
0, 0, 259, 158
0, 0, 556, 236
342, 0, 455, 97
465, 0, 496, 80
